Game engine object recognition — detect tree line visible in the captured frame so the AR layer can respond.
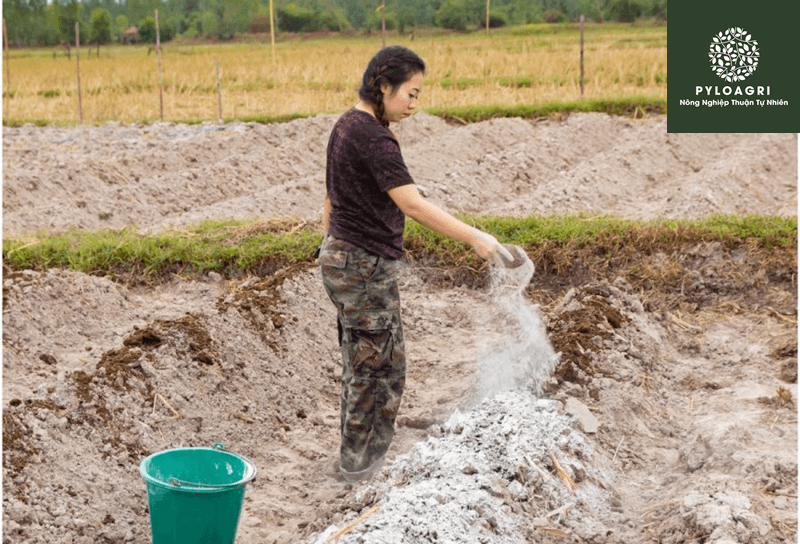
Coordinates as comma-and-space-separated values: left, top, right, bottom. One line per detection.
2, 0, 666, 48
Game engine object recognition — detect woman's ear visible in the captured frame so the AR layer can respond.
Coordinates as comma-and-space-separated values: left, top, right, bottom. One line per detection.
380, 82, 394, 96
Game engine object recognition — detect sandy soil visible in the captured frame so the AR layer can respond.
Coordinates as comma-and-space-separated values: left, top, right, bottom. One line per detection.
2, 112, 797, 544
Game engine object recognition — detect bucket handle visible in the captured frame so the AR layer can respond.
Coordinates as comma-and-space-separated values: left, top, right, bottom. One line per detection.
167, 444, 254, 489
168, 477, 244, 489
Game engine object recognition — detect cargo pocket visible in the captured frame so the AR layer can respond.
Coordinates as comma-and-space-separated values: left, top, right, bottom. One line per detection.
319, 249, 348, 269
320, 248, 351, 308
342, 309, 402, 371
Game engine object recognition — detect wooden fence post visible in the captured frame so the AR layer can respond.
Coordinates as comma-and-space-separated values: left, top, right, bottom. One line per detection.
3, 19, 9, 88
216, 58, 223, 122
3, 19, 9, 120
269, 0, 275, 62
76, 22, 83, 123
155, 9, 163, 120
580, 14, 585, 98
381, 0, 386, 47
486, 0, 490, 36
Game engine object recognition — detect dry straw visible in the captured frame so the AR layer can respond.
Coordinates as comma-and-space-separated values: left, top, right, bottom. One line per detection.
2, 24, 666, 124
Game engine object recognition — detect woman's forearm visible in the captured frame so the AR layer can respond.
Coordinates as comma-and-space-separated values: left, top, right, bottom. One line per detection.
387, 184, 507, 261
400, 196, 480, 246
322, 196, 331, 233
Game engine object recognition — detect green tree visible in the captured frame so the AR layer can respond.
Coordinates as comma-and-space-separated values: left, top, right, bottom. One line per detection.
367, 6, 397, 31
3, 0, 54, 45
395, 0, 440, 29
138, 14, 156, 41
116, 14, 129, 37
217, 0, 258, 37
90, 7, 113, 51
183, 11, 202, 37
502, 0, 542, 24
487, 6, 509, 27
199, 10, 219, 37
650, 0, 666, 19
436, 0, 468, 30
606, 0, 651, 21
338, 0, 368, 29
45, 3, 62, 45
277, 3, 315, 31
247, 5, 273, 34
57, 0, 84, 43
318, 4, 351, 31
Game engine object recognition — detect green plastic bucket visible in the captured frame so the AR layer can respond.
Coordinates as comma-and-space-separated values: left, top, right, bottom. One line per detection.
139, 443, 257, 544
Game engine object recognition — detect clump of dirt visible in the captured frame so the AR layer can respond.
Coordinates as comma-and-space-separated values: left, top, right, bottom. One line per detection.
2, 409, 41, 475
547, 284, 630, 385
215, 262, 312, 352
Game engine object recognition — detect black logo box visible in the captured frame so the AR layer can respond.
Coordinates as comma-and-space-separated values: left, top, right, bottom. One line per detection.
667, 0, 799, 133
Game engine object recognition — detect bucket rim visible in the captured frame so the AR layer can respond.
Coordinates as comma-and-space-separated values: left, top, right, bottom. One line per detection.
139, 445, 257, 493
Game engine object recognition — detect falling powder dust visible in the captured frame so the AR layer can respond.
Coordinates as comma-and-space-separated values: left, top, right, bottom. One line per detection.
472, 245, 559, 402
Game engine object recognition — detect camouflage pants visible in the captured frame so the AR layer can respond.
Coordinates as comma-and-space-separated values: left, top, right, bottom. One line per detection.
319, 236, 406, 473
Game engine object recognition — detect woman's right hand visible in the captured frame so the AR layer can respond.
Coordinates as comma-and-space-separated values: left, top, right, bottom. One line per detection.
471, 230, 513, 263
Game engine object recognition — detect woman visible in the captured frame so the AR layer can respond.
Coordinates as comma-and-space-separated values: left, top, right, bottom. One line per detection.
320, 45, 510, 482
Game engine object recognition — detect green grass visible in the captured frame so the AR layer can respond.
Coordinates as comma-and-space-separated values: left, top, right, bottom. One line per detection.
3, 215, 795, 282
426, 96, 666, 123
2, 96, 668, 128
405, 213, 796, 253
2, 220, 321, 279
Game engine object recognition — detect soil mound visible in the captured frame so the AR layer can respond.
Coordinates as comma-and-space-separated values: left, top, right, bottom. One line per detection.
2, 113, 797, 544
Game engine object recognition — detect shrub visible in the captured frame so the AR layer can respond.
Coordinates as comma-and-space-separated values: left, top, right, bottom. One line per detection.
277, 4, 315, 32
436, 0, 469, 31
488, 12, 509, 28
543, 9, 564, 23
606, 0, 653, 22
138, 16, 156, 42
248, 14, 272, 34
90, 8, 113, 46
367, 9, 398, 31
200, 11, 219, 38
318, 8, 352, 31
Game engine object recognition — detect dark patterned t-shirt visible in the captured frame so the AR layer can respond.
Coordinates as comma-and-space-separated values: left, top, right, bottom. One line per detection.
326, 108, 415, 259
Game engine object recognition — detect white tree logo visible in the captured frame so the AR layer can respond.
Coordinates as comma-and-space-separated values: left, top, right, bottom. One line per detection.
709, 27, 759, 82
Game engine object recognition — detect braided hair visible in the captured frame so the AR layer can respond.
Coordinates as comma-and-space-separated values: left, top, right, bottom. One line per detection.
358, 46, 426, 128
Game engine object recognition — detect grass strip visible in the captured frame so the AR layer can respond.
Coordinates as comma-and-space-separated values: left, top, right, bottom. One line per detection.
403, 213, 796, 268
3, 215, 794, 283
3, 98, 666, 128
426, 97, 666, 123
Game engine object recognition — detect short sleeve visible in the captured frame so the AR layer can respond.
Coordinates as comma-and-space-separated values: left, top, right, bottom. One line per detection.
362, 132, 415, 193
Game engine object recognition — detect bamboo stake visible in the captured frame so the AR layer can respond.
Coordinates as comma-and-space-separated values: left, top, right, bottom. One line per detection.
381, 0, 386, 47
268, 0, 275, 62
216, 58, 222, 122
155, 10, 163, 120
486, 0, 490, 35
3, 19, 9, 88
580, 15, 585, 98
3, 18, 9, 120
75, 23, 83, 124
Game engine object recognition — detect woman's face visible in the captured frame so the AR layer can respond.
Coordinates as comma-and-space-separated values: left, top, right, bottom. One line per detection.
381, 71, 424, 123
